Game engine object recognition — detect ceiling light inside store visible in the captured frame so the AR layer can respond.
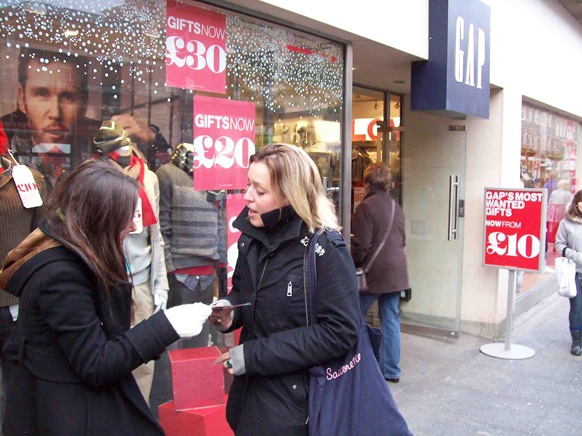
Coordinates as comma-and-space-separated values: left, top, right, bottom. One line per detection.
64, 29, 79, 37
23, 1, 46, 15
144, 25, 161, 39
374, 101, 379, 110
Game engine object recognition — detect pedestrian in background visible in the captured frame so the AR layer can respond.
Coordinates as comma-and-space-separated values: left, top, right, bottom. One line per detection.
555, 189, 582, 356
210, 143, 360, 435
351, 162, 410, 383
547, 179, 573, 250
0, 160, 211, 435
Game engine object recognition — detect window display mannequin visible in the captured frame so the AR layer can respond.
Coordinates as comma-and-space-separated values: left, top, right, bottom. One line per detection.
0, 121, 47, 422
155, 143, 227, 348
92, 120, 169, 406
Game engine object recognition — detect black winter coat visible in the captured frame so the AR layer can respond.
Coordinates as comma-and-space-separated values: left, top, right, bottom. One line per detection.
0, 224, 179, 435
351, 190, 410, 293
224, 206, 360, 435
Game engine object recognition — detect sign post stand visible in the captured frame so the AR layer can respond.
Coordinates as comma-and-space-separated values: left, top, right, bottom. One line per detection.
480, 270, 535, 359
480, 187, 546, 360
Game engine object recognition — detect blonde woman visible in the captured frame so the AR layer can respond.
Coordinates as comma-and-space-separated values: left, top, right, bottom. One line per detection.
210, 143, 360, 435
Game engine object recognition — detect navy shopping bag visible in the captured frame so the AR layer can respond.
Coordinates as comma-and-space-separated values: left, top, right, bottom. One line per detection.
306, 232, 411, 436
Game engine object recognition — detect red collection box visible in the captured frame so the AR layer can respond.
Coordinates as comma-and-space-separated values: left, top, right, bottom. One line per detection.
159, 400, 233, 436
169, 346, 226, 410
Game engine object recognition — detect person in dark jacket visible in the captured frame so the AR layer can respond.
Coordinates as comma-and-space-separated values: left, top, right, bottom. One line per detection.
351, 162, 410, 383
209, 143, 360, 436
0, 160, 211, 435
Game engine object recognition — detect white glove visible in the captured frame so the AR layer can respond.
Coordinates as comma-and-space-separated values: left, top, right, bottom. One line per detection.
154, 293, 168, 313
164, 303, 212, 338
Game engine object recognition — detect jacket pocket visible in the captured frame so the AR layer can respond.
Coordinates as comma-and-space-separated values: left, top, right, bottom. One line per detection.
273, 273, 305, 331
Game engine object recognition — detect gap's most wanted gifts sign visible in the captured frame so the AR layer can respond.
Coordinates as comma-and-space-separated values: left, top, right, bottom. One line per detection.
192, 95, 256, 191
166, 1, 226, 93
483, 188, 546, 272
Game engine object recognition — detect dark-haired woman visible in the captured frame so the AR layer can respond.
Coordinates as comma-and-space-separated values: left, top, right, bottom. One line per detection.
555, 189, 582, 356
0, 160, 211, 435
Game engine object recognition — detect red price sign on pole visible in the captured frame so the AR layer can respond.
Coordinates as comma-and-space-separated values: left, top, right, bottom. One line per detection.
483, 188, 547, 272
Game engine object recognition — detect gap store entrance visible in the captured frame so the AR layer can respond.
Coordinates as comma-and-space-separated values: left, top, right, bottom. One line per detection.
351, 87, 465, 337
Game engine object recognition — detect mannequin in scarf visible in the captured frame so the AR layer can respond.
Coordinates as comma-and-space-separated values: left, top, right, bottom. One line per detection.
0, 121, 47, 422
92, 120, 169, 406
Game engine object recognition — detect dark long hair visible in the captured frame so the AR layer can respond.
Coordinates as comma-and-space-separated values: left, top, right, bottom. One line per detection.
567, 190, 582, 218
45, 160, 139, 296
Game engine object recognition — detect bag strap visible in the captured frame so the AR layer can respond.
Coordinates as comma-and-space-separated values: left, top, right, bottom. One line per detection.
364, 199, 396, 273
304, 231, 320, 327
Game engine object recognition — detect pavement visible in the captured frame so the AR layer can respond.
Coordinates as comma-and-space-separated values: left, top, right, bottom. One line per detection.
391, 293, 582, 435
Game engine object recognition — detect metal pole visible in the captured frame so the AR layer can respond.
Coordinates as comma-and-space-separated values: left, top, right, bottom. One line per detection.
504, 270, 516, 351
480, 269, 535, 359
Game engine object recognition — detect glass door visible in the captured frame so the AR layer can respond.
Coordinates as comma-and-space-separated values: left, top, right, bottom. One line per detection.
398, 123, 466, 337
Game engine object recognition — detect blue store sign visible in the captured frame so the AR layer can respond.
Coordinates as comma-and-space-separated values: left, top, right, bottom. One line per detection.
411, 0, 491, 118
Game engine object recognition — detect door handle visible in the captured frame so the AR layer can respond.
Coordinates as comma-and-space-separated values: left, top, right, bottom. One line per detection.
448, 175, 460, 240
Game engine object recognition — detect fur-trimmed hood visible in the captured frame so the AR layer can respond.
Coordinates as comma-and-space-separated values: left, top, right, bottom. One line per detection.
565, 212, 582, 224
0, 228, 60, 296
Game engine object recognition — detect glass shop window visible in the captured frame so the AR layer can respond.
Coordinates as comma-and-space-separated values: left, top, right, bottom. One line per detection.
0, 0, 345, 209
518, 101, 582, 295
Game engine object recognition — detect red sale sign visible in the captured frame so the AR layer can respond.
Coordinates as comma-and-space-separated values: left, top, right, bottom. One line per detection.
166, 1, 226, 93
483, 188, 547, 272
192, 96, 256, 190
226, 194, 247, 293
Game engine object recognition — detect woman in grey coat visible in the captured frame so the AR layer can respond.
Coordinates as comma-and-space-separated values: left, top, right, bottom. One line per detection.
555, 189, 582, 356
351, 162, 409, 382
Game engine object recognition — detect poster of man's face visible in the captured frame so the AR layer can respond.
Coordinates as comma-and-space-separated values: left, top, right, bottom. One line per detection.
17, 56, 87, 147
1, 47, 100, 188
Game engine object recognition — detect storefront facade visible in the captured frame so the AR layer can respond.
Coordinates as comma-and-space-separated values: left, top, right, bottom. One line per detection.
1, 0, 581, 340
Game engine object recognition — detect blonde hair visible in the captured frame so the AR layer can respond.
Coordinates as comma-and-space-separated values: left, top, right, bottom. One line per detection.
250, 143, 339, 232
558, 179, 571, 190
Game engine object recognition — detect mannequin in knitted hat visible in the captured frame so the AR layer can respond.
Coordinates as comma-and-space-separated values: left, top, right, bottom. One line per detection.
93, 119, 169, 407
0, 121, 47, 421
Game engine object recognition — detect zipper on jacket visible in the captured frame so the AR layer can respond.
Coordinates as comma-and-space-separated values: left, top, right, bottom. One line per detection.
287, 281, 292, 297
257, 259, 269, 290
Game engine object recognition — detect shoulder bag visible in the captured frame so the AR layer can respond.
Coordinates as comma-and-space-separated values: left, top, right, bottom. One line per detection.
305, 231, 411, 436
355, 198, 395, 293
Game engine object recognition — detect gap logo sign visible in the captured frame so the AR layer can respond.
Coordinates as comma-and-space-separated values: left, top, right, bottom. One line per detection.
411, 0, 490, 119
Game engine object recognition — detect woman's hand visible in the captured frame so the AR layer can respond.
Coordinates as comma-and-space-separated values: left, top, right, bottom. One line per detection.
213, 351, 234, 375
208, 299, 234, 330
